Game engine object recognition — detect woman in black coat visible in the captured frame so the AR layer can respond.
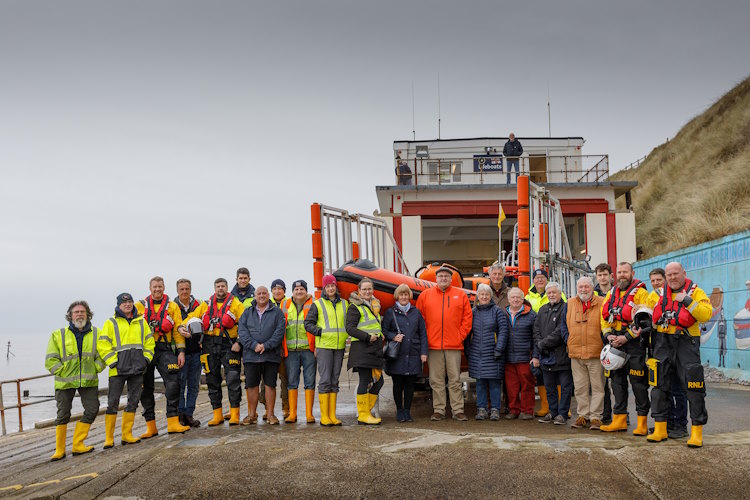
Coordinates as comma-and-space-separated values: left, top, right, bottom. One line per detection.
346, 277, 384, 425
382, 284, 428, 422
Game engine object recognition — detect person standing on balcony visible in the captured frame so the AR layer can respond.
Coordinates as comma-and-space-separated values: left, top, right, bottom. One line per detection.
503, 133, 523, 184
395, 149, 413, 185
46, 300, 105, 461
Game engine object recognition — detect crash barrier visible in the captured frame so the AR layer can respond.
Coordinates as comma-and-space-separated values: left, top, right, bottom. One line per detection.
634, 229, 750, 376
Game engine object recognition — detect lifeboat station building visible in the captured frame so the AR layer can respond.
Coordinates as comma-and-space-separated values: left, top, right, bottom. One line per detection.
376, 137, 638, 275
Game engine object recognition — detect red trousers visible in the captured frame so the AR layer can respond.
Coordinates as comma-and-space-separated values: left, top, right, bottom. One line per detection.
505, 362, 536, 415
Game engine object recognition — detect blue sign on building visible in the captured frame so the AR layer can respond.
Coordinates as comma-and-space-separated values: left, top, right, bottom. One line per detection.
473, 154, 503, 172
634, 230, 750, 379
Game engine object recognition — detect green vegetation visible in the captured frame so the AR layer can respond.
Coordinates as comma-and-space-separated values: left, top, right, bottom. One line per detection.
612, 75, 750, 258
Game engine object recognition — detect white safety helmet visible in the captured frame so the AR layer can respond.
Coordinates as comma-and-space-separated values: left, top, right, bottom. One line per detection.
186, 317, 204, 336
600, 344, 629, 371
633, 307, 654, 330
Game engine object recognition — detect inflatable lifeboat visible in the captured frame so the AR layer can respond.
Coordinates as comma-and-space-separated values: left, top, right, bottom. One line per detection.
333, 259, 477, 311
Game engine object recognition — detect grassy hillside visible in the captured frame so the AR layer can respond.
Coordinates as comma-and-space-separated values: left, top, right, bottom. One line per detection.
612, 75, 750, 258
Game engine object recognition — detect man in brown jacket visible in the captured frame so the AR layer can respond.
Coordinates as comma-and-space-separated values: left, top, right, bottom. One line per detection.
561, 276, 606, 430
488, 263, 510, 309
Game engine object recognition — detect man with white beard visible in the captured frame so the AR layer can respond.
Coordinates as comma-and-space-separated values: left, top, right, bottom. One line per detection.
561, 277, 607, 430
45, 301, 105, 461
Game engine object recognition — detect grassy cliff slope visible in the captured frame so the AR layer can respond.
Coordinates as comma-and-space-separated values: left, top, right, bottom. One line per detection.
612, 75, 750, 258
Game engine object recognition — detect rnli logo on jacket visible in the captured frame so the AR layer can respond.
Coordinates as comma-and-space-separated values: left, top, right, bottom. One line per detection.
629, 368, 644, 377
167, 363, 179, 371
229, 358, 241, 366
688, 381, 704, 389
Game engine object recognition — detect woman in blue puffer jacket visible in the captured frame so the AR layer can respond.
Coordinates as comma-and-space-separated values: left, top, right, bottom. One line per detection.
494, 287, 537, 419
382, 284, 428, 423
465, 284, 509, 421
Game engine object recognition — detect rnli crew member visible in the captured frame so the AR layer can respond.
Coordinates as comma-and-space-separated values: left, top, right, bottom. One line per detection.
305, 274, 349, 426
417, 267, 473, 421
268, 279, 290, 419
525, 269, 567, 418
175, 278, 202, 428
46, 300, 105, 461
238, 286, 286, 424
232, 267, 256, 306
593, 262, 614, 425
135, 276, 190, 438
98, 293, 155, 448
280, 280, 317, 424
347, 278, 386, 425
187, 278, 245, 425
599, 262, 651, 434
645, 262, 712, 447
649, 268, 688, 439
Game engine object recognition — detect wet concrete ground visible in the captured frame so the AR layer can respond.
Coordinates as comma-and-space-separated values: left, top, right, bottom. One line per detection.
1, 379, 749, 499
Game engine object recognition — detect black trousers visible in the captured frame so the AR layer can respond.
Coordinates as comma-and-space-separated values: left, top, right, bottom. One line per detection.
357, 368, 384, 395
650, 332, 708, 425
203, 336, 242, 410
610, 341, 650, 416
107, 374, 144, 414
141, 343, 181, 420
55, 386, 99, 425
392, 374, 417, 410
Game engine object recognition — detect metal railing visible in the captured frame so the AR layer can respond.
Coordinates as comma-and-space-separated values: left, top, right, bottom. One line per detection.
0, 374, 54, 436
393, 154, 609, 186
618, 155, 648, 173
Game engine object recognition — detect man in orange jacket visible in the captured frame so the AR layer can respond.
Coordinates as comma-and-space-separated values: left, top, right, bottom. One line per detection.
416, 267, 473, 421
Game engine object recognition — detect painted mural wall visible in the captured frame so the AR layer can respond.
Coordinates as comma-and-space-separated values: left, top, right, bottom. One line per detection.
633, 230, 750, 378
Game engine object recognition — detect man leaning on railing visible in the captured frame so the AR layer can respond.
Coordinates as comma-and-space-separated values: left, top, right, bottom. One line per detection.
503, 133, 523, 184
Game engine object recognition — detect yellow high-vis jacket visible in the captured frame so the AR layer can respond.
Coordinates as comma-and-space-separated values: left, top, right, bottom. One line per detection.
187, 295, 245, 339
600, 284, 650, 340
648, 285, 713, 337
98, 313, 155, 377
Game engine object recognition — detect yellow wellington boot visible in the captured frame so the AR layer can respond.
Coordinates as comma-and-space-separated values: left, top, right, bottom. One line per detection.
647, 421, 669, 442
50, 424, 67, 461
305, 389, 316, 424
633, 415, 649, 436
207, 408, 224, 426
285, 389, 298, 423
71, 422, 94, 455
140, 419, 158, 439
103, 414, 117, 449
535, 386, 550, 417
600, 413, 628, 432
121, 412, 141, 445
319, 393, 333, 426
329, 392, 342, 426
356, 394, 381, 425
228, 407, 240, 426
687, 425, 703, 448
167, 416, 190, 434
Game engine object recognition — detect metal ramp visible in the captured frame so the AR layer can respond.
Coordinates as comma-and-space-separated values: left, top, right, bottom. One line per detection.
310, 203, 409, 295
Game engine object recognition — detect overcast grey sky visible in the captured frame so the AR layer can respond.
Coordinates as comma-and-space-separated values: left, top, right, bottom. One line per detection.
1, 0, 749, 338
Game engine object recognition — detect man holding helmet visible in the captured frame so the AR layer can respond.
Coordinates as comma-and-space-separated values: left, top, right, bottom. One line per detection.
599, 262, 650, 435
135, 276, 190, 437
175, 278, 203, 427
644, 262, 712, 447
187, 278, 245, 426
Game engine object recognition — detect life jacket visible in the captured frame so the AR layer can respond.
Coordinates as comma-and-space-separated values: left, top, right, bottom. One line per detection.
652, 279, 698, 329
144, 295, 174, 339
602, 279, 646, 324
202, 294, 237, 332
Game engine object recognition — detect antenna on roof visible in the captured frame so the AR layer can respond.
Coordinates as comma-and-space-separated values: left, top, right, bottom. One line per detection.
437, 73, 442, 140
547, 82, 552, 137
411, 80, 416, 141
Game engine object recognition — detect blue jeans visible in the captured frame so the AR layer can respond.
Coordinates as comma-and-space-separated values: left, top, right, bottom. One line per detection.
542, 369, 574, 418
178, 352, 202, 416
506, 159, 520, 184
285, 350, 317, 390
476, 378, 502, 410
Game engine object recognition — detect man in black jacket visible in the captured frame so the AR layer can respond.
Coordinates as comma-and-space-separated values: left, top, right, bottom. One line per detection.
533, 282, 573, 425
503, 133, 523, 184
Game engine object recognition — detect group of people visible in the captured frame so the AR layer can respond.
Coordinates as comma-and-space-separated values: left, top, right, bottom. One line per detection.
45, 260, 711, 461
